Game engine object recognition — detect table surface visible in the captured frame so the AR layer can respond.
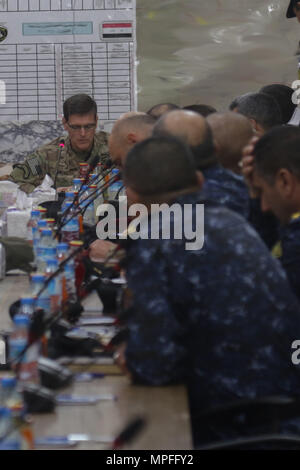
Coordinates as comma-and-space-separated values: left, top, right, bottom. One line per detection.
0, 273, 193, 450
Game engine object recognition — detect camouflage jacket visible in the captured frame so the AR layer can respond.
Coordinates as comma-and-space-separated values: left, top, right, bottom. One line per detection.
9, 131, 110, 194
123, 193, 300, 446
202, 164, 249, 219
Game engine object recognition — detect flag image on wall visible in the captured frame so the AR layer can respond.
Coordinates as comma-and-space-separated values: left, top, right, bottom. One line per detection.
0, 0, 137, 127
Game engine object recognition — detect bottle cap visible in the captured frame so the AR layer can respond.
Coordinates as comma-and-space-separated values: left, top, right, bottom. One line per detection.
31, 273, 46, 283
1, 377, 17, 389
14, 315, 29, 326
40, 228, 52, 236
57, 242, 69, 251
69, 240, 84, 247
37, 220, 47, 227
30, 210, 40, 217
20, 297, 35, 305
47, 259, 58, 267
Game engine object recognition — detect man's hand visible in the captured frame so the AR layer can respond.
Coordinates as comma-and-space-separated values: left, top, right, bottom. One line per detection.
113, 343, 132, 379
0, 174, 10, 181
240, 136, 260, 198
89, 239, 118, 262
56, 186, 73, 193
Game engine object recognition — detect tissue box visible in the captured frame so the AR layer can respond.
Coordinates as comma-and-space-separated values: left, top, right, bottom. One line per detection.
6, 207, 31, 239
31, 191, 56, 206
0, 181, 19, 216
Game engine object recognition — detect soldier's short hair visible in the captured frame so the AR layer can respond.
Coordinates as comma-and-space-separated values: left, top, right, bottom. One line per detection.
123, 136, 198, 195
146, 103, 179, 119
235, 92, 283, 130
254, 125, 300, 182
259, 84, 296, 124
63, 94, 97, 121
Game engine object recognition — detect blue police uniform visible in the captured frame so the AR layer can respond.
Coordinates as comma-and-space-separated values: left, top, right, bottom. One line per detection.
273, 212, 300, 302
123, 192, 300, 447
202, 164, 249, 218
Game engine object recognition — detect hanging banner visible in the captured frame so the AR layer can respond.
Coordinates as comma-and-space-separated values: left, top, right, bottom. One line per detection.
0, 0, 136, 128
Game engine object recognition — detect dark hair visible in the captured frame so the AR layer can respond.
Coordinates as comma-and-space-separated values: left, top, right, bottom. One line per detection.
183, 104, 217, 117
63, 94, 97, 121
123, 136, 198, 195
146, 103, 180, 119
259, 84, 296, 124
253, 125, 300, 182
235, 92, 283, 130
229, 92, 253, 111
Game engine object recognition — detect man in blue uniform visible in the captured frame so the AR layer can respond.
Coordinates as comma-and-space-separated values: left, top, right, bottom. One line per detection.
152, 110, 249, 219
120, 135, 300, 448
250, 125, 300, 301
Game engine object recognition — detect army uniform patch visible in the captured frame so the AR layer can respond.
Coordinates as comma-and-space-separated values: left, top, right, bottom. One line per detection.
0, 26, 8, 43
27, 156, 43, 177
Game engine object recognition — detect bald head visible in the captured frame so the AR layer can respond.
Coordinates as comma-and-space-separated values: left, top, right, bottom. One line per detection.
109, 113, 156, 168
207, 112, 254, 174
153, 110, 217, 170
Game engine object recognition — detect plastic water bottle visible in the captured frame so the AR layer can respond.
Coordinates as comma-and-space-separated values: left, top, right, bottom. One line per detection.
73, 178, 82, 192
57, 242, 69, 306
26, 210, 40, 242
31, 227, 39, 267
19, 297, 35, 319
0, 407, 22, 450
0, 379, 33, 450
38, 207, 47, 219
36, 228, 56, 273
9, 315, 40, 386
61, 191, 75, 214
61, 201, 80, 243
0, 377, 23, 410
64, 259, 77, 303
31, 273, 51, 314
45, 258, 61, 313
108, 169, 122, 200
83, 186, 96, 226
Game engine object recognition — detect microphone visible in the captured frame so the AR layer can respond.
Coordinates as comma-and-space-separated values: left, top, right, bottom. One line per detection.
112, 417, 147, 449
53, 138, 65, 191
57, 169, 121, 236
54, 162, 115, 241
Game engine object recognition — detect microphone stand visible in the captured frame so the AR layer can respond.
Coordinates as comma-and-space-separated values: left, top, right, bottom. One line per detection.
56, 171, 121, 240
53, 139, 66, 197
56, 165, 116, 236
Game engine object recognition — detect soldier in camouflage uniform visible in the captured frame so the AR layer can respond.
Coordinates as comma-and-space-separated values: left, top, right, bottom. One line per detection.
119, 136, 300, 448
1, 94, 110, 194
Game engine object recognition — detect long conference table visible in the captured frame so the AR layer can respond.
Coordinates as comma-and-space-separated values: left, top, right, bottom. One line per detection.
0, 273, 193, 450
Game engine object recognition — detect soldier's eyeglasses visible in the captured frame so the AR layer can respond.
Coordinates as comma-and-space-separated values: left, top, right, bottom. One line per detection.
67, 123, 97, 131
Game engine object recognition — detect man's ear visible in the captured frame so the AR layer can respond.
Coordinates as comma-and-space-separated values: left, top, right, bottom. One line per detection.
62, 117, 68, 132
276, 168, 295, 197
196, 170, 204, 190
126, 132, 138, 145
